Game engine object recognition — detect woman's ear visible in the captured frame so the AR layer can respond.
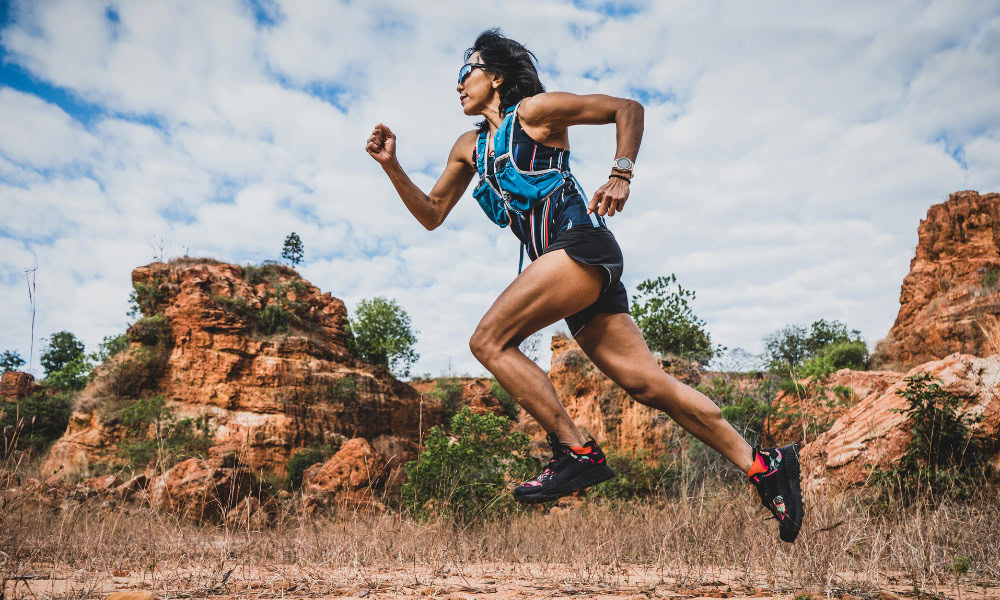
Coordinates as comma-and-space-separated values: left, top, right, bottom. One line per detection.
491, 72, 504, 88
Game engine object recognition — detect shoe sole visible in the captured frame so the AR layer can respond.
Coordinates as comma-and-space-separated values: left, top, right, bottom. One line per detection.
778, 443, 804, 543
514, 464, 616, 504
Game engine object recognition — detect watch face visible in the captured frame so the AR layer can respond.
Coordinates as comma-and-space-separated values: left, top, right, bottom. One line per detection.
615, 157, 632, 170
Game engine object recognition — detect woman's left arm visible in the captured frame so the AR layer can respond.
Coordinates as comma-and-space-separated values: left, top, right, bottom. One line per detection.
518, 92, 644, 217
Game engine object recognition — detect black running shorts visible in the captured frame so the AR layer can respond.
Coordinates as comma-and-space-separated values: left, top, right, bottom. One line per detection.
544, 225, 630, 337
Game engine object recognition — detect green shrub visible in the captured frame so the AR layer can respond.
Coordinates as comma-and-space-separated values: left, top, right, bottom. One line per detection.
287, 445, 334, 490
128, 315, 171, 346
401, 407, 534, 522
89, 334, 129, 365
329, 376, 359, 403
778, 379, 807, 396
588, 448, 681, 499
255, 303, 298, 335
99, 396, 214, 473
832, 384, 854, 403
490, 379, 520, 421
215, 280, 312, 336
241, 261, 300, 286
0, 391, 73, 455
871, 373, 990, 504
697, 375, 775, 447
980, 267, 1000, 290
211, 294, 255, 320
128, 278, 168, 318
430, 377, 464, 422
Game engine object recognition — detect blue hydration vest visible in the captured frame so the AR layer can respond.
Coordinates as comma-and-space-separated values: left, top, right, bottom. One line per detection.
472, 101, 575, 228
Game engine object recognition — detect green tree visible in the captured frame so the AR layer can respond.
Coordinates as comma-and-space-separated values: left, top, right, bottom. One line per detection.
347, 296, 419, 377
45, 353, 93, 392
281, 232, 304, 266
1, 350, 25, 373
40, 331, 85, 376
630, 274, 716, 365
763, 319, 864, 373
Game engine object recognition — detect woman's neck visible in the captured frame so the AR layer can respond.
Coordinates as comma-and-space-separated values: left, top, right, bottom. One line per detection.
481, 96, 504, 132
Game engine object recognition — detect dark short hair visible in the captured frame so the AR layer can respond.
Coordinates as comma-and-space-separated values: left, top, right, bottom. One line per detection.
465, 28, 545, 133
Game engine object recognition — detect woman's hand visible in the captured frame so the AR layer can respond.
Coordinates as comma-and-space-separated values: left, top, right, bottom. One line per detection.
588, 176, 630, 217
366, 123, 397, 165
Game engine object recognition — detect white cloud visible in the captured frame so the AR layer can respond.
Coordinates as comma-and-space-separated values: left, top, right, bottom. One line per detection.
2, 0, 999, 380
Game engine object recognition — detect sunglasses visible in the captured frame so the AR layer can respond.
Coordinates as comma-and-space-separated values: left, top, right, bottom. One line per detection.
458, 62, 489, 84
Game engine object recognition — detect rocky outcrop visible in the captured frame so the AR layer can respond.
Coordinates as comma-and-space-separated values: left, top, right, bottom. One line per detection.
301, 438, 384, 511
766, 369, 902, 446
409, 377, 509, 417
801, 353, 1000, 492
1, 371, 40, 401
872, 190, 1000, 369
149, 457, 268, 522
43, 258, 443, 479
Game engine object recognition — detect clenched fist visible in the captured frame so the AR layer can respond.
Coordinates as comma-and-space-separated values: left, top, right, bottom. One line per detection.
366, 123, 396, 165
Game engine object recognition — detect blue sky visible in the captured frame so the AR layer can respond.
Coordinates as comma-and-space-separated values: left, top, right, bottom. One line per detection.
2, 0, 1000, 377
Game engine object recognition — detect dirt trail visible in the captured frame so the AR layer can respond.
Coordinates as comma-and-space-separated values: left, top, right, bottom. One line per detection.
7, 563, 999, 600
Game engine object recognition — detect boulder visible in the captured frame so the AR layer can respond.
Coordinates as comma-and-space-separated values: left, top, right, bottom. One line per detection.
1, 371, 38, 401
301, 438, 385, 511
149, 457, 269, 522
801, 353, 1000, 492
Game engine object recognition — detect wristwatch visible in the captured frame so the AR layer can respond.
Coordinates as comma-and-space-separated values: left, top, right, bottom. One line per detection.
613, 157, 634, 174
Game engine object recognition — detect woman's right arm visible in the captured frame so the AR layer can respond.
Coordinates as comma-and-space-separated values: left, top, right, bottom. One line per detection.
366, 124, 478, 231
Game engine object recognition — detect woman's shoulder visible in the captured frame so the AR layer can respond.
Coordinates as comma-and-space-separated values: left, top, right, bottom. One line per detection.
453, 129, 480, 165
515, 92, 570, 124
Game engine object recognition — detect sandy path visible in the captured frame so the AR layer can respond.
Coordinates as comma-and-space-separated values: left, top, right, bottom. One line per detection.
8, 563, 1000, 600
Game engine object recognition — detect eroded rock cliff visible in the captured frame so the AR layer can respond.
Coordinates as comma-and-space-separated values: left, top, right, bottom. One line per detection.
872, 190, 1000, 369
43, 258, 443, 480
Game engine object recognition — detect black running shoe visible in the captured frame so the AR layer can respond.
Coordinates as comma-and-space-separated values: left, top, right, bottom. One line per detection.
513, 433, 616, 504
747, 444, 804, 543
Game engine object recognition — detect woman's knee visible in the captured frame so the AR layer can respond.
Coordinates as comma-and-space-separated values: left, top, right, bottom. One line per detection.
469, 327, 501, 364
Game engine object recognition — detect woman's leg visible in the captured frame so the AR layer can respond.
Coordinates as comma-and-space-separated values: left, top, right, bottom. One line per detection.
573, 312, 754, 473
469, 249, 605, 447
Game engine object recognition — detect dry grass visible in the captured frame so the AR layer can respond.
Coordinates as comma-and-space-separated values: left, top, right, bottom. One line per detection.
2, 480, 999, 599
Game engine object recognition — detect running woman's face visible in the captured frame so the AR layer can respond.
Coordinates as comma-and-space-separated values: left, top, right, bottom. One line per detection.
457, 51, 500, 117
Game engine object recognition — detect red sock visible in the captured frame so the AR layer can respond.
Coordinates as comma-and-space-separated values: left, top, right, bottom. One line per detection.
569, 445, 592, 454
747, 452, 768, 477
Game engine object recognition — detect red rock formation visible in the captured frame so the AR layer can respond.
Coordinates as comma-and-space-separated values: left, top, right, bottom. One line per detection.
872, 190, 1000, 369
301, 437, 384, 511
149, 457, 267, 522
1, 371, 40, 401
766, 369, 902, 446
43, 258, 443, 479
409, 377, 508, 417
801, 353, 1000, 492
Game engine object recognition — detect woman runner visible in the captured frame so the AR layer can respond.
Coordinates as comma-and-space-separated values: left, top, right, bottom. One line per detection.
366, 29, 803, 543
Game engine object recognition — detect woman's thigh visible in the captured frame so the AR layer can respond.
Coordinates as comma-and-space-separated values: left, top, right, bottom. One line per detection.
473, 249, 605, 348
